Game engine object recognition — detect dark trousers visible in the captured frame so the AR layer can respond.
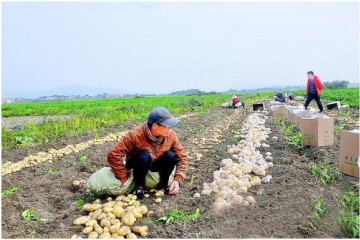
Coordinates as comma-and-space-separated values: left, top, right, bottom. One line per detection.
126, 151, 178, 189
304, 93, 323, 112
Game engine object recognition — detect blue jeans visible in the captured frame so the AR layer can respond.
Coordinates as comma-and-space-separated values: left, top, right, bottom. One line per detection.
126, 151, 178, 189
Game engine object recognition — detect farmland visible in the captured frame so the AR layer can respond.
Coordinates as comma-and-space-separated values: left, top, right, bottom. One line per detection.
1, 88, 359, 238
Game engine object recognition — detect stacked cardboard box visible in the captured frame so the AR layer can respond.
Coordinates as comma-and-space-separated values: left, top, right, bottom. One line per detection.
300, 114, 334, 147
339, 130, 359, 178
270, 105, 287, 120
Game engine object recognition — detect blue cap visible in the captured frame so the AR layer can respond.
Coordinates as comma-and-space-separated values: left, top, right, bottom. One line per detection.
148, 107, 180, 128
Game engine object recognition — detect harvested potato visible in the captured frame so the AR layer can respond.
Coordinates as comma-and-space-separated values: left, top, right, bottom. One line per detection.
113, 206, 124, 218
144, 194, 150, 198
86, 219, 97, 227
139, 206, 148, 215
155, 198, 162, 204
241, 200, 250, 207
94, 224, 103, 234
193, 193, 201, 198
103, 207, 113, 213
149, 189, 156, 193
115, 195, 124, 201
126, 233, 138, 239
131, 226, 148, 235
128, 200, 135, 206
109, 223, 121, 234
128, 194, 137, 201
140, 231, 148, 237
83, 226, 93, 235
250, 176, 261, 186
72, 180, 80, 186
112, 233, 125, 239
146, 211, 154, 217
155, 190, 165, 197
100, 218, 111, 228
107, 212, 116, 220
245, 196, 256, 204
103, 227, 110, 233
103, 201, 116, 208
231, 195, 243, 206
73, 216, 90, 226
88, 231, 99, 239
252, 167, 266, 177
82, 204, 102, 212
133, 201, 141, 207
111, 219, 121, 225
97, 213, 108, 221
99, 232, 111, 239
122, 197, 130, 203
118, 226, 131, 236
121, 210, 136, 226
71, 235, 78, 239
107, 197, 113, 202
239, 186, 247, 194
93, 199, 102, 204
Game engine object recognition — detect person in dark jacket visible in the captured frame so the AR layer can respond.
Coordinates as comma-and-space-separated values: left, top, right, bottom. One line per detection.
304, 71, 324, 112
274, 93, 285, 103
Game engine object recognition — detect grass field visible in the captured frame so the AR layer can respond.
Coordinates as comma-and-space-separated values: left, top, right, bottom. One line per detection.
2, 88, 358, 151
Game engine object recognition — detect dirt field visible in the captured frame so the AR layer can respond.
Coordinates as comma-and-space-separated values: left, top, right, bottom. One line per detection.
1, 106, 358, 238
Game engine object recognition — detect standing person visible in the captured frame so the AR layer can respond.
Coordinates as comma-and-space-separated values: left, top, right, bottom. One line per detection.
107, 107, 188, 201
304, 71, 324, 112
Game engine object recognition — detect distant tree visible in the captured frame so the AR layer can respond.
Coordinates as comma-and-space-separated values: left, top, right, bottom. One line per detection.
323, 80, 349, 89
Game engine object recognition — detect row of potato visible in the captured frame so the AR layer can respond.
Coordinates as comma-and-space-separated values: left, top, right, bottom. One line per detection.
201, 111, 274, 211
1, 132, 127, 176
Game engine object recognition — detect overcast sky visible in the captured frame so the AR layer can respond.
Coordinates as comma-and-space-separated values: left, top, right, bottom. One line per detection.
2, 2, 359, 94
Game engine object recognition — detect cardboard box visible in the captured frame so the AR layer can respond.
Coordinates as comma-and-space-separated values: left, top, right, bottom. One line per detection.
339, 130, 359, 178
253, 103, 264, 111
326, 101, 341, 111
270, 105, 288, 120
289, 109, 318, 127
300, 115, 334, 146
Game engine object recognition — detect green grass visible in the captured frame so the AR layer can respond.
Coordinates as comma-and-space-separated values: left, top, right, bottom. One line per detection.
311, 190, 327, 219
2, 95, 234, 152
74, 198, 86, 207
308, 162, 341, 184
47, 167, 58, 174
2, 88, 358, 152
2, 187, 19, 197
75, 156, 87, 164
338, 187, 360, 238
274, 119, 304, 149
153, 208, 200, 224
21, 209, 47, 222
292, 88, 359, 108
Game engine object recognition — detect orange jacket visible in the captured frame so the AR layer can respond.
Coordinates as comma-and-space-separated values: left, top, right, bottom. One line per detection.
307, 76, 323, 96
107, 123, 188, 184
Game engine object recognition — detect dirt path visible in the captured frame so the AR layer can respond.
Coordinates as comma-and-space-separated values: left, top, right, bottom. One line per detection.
1, 107, 357, 238
1, 115, 73, 130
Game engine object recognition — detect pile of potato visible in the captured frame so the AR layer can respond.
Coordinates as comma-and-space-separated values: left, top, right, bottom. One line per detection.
72, 195, 154, 239
1, 131, 128, 176
201, 112, 274, 211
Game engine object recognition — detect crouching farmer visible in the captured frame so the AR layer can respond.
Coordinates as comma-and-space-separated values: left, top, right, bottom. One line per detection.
87, 107, 188, 201
221, 95, 244, 108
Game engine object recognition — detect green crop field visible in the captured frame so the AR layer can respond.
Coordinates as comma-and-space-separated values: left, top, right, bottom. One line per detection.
2, 88, 358, 152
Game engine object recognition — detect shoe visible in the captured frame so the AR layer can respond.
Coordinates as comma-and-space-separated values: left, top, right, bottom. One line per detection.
133, 187, 144, 202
